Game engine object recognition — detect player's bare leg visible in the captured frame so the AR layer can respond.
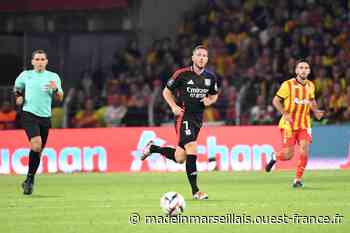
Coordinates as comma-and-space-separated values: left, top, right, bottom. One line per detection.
184, 141, 208, 200
265, 146, 294, 172
293, 140, 309, 188
174, 147, 186, 163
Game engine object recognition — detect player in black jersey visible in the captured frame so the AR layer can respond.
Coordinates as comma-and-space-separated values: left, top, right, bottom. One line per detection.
141, 45, 219, 200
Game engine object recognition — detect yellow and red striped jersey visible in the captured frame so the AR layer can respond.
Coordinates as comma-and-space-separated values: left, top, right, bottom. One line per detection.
276, 78, 315, 130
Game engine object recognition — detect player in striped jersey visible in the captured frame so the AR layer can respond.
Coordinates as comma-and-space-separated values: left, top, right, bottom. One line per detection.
265, 60, 325, 188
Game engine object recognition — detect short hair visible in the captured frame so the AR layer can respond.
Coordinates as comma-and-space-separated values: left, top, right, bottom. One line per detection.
31, 49, 47, 59
295, 59, 310, 69
193, 45, 208, 54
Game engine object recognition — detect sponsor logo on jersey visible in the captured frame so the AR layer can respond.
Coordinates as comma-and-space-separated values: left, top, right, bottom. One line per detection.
294, 98, 310, 105
186, 87, 209, 98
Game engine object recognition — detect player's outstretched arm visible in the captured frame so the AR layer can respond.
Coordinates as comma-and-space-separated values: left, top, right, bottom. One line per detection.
14, 71, 26, 106
273, 96, 291, 123
200, 94, 218, 106
272, 96, 285, 114
47, 80, 64, 102
14, 90, 24, 106
162, 87, 184, 116
310, 99, 325, 120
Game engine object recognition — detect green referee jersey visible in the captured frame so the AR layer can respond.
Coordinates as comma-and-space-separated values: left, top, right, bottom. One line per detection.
14, 70, 63, 117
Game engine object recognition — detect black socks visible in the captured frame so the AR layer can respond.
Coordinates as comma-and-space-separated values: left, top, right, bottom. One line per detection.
26, 150, 41, 183
186, 154, 199, 195
150, 145, 176, 162
149, 145, 199, 194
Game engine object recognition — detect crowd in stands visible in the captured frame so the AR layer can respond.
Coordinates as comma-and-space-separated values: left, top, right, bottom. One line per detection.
1, 0, 350, 129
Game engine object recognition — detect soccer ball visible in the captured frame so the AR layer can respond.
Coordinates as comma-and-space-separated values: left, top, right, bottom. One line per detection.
160, 192, 186, 216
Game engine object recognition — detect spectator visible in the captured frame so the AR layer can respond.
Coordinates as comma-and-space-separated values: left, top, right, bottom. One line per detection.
343, 86, 350, 122
0, 101, 17, 130
203, 106, 220, 122
241, 67, 262, 114
122, 95, 148, 126
72, 98, 99, 128
314, 68, 332, 97
249, 95, 274, 125
51, 103, 64, 128
62, 0, 350, 126
104, 94, 127, 127
328, 83, 347, 122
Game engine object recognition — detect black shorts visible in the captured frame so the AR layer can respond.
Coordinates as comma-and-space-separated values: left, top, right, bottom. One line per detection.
174, 113, 202, 149
21, 111, 51, 147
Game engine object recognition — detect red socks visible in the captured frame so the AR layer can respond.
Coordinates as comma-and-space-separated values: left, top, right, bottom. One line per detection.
296, 154, 308, 180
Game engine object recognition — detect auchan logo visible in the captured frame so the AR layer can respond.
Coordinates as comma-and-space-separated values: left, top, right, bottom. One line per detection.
130, 131, 275, 172
0, 147, 107, 174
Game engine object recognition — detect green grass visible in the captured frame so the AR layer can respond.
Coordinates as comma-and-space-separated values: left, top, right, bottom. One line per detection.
0, 170, 349, 233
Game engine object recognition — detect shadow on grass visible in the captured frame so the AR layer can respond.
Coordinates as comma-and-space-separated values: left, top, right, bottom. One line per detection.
26, 194, 62, 198
298, 186, 328, 191
186, 199, 232, 203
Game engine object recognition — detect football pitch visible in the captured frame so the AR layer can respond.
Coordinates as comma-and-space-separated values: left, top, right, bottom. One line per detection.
0, 170, 348, 233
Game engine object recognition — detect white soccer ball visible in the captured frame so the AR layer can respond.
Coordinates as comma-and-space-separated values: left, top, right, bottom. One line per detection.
160, 192, 186, 216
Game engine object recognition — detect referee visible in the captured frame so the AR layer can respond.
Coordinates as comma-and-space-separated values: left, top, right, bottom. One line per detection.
14, 49, 64, 195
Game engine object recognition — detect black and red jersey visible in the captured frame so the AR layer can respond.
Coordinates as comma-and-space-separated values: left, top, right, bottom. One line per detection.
166, 66, 219, 115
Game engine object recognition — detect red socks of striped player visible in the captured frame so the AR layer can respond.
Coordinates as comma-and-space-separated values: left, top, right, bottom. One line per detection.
295, 154, 308, 181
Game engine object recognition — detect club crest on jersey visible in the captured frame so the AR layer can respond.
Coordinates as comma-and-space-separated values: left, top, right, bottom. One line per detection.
205, 79, 211, 86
